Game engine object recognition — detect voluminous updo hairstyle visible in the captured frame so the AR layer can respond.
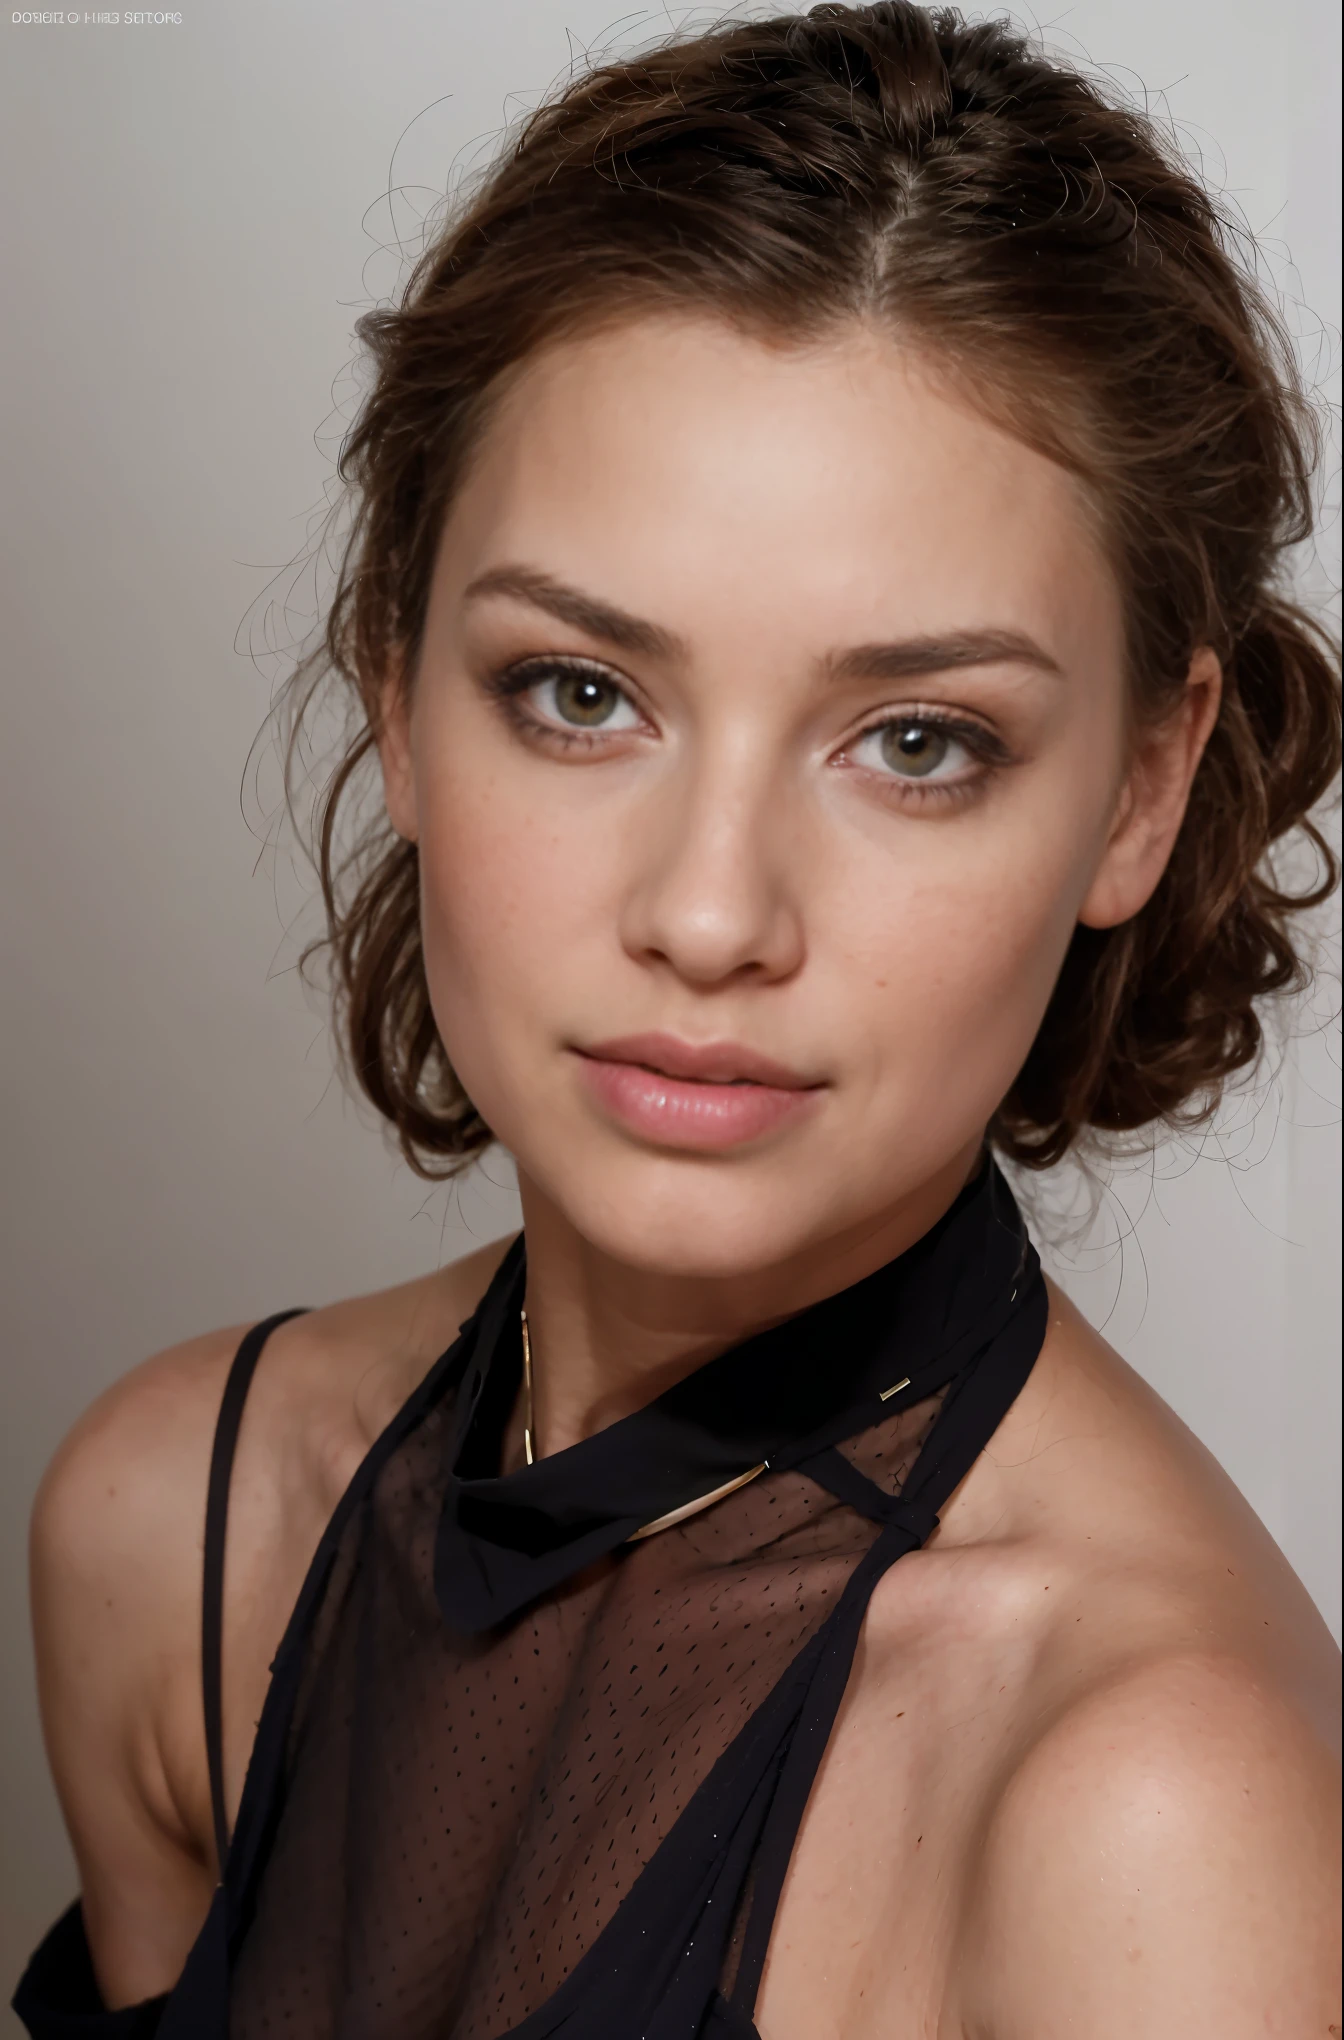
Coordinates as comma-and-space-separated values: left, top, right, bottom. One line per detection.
283, 0, 1341, 1177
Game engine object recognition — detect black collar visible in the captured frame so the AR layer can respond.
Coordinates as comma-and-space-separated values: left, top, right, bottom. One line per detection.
434, 1156, 1031, 1632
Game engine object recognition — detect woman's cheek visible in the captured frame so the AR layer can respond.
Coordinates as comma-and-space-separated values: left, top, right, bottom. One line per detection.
418, 746, 561, 961
412, 766, 606, 1113
854, 817, 1087, 1111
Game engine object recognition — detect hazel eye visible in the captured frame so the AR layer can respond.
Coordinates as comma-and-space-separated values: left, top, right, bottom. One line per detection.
535, 668, 641, 731
854, 719, 971, 781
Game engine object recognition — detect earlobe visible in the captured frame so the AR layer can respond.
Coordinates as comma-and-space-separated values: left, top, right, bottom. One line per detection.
1077, 647, 1222, 932
375, 652, 419, 845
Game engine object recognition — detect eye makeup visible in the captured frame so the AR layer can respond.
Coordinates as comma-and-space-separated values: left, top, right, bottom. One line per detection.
482, 654, 649, 751
481, 652, 1018, 806
839, 706, 1015, 808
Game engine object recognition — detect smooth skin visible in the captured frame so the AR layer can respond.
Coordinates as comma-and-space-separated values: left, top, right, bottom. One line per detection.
32, 313, 1341, 2036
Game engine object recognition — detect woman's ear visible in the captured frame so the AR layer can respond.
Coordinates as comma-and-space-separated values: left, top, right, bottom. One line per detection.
1078, 646, 1222, 931
375, 649, 419, 844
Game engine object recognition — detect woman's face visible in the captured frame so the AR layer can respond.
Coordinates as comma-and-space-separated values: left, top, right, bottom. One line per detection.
382, 314, 1203, 1280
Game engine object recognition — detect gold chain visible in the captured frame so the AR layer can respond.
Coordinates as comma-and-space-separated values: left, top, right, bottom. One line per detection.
520, 1306, 536, 1466
518, 1306, 766, 1538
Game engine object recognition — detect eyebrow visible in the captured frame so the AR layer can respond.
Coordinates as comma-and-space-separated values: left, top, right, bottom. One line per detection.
462, 565, 690, 663
463, 564, 1064, 684
823, 629, 1065, 685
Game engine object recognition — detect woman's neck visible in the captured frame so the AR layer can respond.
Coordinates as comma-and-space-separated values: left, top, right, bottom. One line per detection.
506, 1136, 986, 1464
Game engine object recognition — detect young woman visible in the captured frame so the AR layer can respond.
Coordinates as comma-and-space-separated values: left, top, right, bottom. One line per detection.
15, 4, 1342, 2036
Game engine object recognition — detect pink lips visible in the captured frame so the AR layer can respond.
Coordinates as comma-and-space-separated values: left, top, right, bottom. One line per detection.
573, 1032, 824, 1152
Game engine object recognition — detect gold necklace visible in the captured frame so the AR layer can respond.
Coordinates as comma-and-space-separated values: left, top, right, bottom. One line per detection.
520, 1305, 538, 1467
519, 1306, 767, 1540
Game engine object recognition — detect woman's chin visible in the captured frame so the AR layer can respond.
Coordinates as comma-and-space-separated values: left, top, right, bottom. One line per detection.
515, 1139, 865, 1283
579, 1210, 821, 1282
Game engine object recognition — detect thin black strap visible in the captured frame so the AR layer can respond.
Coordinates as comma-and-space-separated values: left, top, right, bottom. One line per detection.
726, 1511, 925, 2009
795, 1444, 942, 1537
202, 1308, 309, 1880
896, 1269, 1046, 1525
730, 1270, 1049, 2014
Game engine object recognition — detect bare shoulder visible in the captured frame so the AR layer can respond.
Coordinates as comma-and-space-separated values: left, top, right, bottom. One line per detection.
1055, 1282, 1330, 1672
30, 1231, 515, 2008
31, 1318, 254, 1791
227, 1228, 518, 1500
32, 1229, 515, 1710
34, 1227, 514, 1654
870, 1277, 1340, 1709
30, 1317, 265, 2003
728, 1279, 1340, 2040
963, 1649, 1341, 2037
945, 1280, 1342, 2035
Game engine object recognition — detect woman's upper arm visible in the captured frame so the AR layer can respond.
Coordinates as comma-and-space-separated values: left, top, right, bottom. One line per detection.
964, 1652, 1343, 2039
29, 1329, 247, 2009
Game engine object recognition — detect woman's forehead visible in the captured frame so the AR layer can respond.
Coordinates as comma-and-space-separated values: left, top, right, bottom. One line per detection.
434, 312, 1121, 677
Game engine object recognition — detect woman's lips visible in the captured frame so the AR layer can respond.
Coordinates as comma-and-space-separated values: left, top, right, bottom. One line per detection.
572, 1033, 824, 1152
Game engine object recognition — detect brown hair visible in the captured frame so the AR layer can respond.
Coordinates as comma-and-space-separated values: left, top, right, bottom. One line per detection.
283, 0, 1341, 1177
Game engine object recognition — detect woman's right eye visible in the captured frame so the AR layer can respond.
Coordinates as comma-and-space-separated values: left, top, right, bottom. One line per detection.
524, 664, 642, 733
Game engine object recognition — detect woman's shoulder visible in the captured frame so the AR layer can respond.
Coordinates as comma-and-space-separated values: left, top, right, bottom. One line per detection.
28, 1233, 516, 2008
31, 1233, 519, 1705
1014, 1278, 1338, 1692
32, 1229, 517, 1646
796, 1280, 1341, 2037
941, 1279, 1339, 1769
907, 1278, 1340, 2033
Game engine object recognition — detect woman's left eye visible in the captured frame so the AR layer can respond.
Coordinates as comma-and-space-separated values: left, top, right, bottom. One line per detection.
528, 666, 642, 732
851, 718, 975, 782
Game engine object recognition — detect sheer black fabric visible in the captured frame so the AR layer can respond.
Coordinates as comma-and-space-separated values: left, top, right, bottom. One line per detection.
15, 1158, 1048, 2040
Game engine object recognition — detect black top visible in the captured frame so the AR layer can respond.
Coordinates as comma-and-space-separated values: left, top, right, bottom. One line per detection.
15, 1156, 1048, 2040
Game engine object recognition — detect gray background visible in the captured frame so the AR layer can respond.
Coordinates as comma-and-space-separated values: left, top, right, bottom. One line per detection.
1, 0, 1339, 2010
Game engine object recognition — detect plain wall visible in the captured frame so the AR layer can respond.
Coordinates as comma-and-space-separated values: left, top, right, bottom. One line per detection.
1, 0, 1339, 2011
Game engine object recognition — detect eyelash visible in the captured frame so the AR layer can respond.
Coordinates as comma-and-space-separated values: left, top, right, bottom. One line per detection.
484, 656, 1012, 804
483, 658, 635, 752
843, 710, 1011, 809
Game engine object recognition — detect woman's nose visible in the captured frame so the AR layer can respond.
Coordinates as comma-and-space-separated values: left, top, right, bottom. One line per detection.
616, 741, 806, 988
